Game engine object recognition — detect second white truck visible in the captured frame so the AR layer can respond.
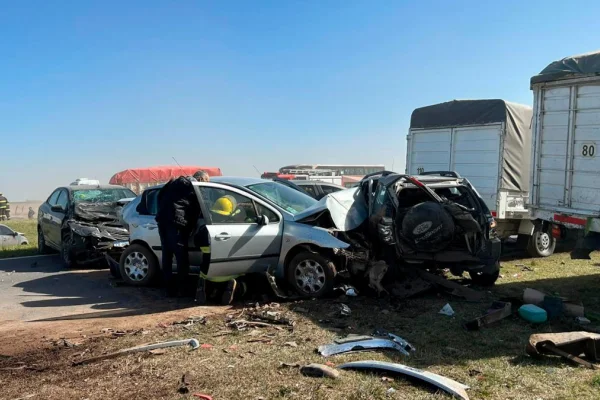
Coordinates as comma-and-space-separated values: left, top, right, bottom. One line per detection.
406, 99, 553, 256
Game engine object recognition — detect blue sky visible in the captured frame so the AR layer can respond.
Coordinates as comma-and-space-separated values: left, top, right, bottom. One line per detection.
1, 1, 599, 201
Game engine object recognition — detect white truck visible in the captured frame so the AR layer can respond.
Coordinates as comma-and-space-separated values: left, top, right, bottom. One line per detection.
529, 51, 600, 239
406, 99, 553, 257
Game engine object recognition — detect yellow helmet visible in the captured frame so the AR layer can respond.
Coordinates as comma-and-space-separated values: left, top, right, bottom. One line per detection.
211, 195, 236, 216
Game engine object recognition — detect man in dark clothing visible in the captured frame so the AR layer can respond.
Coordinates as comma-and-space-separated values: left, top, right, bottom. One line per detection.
155, 176, 201, 298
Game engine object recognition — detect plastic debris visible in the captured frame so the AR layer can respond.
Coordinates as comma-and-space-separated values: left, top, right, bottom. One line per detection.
439, 304, 455, 316
519, 304, 548, 323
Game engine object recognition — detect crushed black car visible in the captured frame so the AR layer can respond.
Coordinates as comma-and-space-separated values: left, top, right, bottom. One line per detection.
360, 171, 501, 285
38, 185, 135, 268
294, 171, 501, 293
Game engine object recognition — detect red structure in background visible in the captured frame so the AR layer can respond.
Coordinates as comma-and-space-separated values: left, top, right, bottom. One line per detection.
110, 166, 222, 194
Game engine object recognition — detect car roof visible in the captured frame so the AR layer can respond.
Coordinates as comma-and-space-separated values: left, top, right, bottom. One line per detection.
211, 176, 269, 186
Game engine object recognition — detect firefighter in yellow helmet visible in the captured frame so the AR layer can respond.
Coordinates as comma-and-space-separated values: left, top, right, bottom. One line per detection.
195, 194, 248, 305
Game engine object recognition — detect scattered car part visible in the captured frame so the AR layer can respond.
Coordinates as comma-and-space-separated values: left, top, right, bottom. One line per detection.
339, 304, 352, 317
464, 301, 512, 331
192, 394, 213, 400
73, 338, 200, 366
318, 334, 415, 357
300, 363, 341, 379
518, 304, 547, 323
527, 332, 600, 369
439, 304, 455, 317
338, 360, 470, 400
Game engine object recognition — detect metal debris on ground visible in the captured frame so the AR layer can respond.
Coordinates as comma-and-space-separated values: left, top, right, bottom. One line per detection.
439, 304, 455, 317
527, 332, 600, 369
318, 333, 415, 357
338, 360, 470, 400
300, 363, 341, 379
249, 310, 294, 326
73, 338, 200, 366
464, 301, 512, 331
173, 316, 207, 327
227, 320, 285, 331
339, 304, 352, 317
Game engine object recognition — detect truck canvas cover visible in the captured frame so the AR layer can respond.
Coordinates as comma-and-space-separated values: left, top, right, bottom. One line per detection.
531, 50, 600, 85
410, 99, 533, 193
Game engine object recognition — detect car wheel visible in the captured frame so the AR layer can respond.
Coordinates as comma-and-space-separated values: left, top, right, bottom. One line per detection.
286, 251, 336, 298
38, 228, 50, 254
61, 231, 78, 268
527, 227, 556, 258
119, 244, 158, 286
469, 266, 500, 286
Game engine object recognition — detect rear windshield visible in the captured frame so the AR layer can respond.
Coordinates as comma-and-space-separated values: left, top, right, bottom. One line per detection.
73, 189, 136, 204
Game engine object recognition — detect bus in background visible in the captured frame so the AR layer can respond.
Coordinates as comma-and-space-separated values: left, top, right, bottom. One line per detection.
261, 164, 385, 188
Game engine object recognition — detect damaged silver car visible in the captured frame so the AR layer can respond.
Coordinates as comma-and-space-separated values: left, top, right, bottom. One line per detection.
38, 185, 135, 268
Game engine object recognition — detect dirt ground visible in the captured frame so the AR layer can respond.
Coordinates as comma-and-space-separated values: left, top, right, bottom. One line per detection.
3, 252, 600, 400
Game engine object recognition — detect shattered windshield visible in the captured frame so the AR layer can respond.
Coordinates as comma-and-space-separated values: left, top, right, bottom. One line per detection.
247, 182, 316, 215
73, 189, 136, 204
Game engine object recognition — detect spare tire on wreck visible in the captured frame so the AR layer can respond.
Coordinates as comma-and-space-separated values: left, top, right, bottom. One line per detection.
399, 201, 455, 252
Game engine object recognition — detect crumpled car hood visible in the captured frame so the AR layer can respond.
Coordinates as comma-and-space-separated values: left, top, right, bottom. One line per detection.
294, 187, 367, 231
75, 202, 122, 222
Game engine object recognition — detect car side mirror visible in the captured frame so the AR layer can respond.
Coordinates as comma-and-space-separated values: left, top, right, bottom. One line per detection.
12, 232, 18, 237
51, 205, 64, 213
257, 214, 270, 226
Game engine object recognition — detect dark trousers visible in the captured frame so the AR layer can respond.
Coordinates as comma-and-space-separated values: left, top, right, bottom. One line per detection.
158, 224, 190, 289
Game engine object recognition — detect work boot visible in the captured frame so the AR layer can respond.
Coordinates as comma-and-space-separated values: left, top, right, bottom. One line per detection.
195, 278, 207, 305
571, 248, 593, 260
221, 279, 238, 305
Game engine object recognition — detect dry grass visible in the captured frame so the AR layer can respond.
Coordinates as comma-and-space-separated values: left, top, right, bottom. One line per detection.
2, 251, 600, 399
0, 219, 38, 258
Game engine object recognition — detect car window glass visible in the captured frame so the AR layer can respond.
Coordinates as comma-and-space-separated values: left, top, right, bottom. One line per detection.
56, 190, 69, 210
48, 190, 61, 206
199, 187, 258, 224
321, 185, 342, 195
0, 225, 12, 235
301, 185, 317, 198
147, 190, 159, 216
254, 202, 279, 223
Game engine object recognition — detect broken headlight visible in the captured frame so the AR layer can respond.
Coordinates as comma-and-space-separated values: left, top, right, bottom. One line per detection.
111, 240, 130, 248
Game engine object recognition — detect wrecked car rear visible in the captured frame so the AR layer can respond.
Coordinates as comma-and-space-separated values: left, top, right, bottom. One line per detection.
295, 171, 501, 289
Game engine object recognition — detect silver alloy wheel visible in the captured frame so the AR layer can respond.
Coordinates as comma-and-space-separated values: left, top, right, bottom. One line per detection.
536, 231, 551, 251
124, 251, 150, 282
294, 259, 326, 294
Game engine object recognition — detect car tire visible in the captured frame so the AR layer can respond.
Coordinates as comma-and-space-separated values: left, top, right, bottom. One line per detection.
286, 250, 336, 298
38, 228, 51, 254
61, 231, 78, 268
469, 265, 500, 286
526, 227, 556, 258
119, 244, 158, 286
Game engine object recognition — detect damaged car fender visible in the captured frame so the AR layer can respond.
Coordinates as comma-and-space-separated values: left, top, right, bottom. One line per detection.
277, 221, 350, 276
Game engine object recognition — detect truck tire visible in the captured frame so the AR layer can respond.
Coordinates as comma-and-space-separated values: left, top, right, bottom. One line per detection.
286, 251, 336, 298
527, 227, 556, 258
119, 244, 158, 286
